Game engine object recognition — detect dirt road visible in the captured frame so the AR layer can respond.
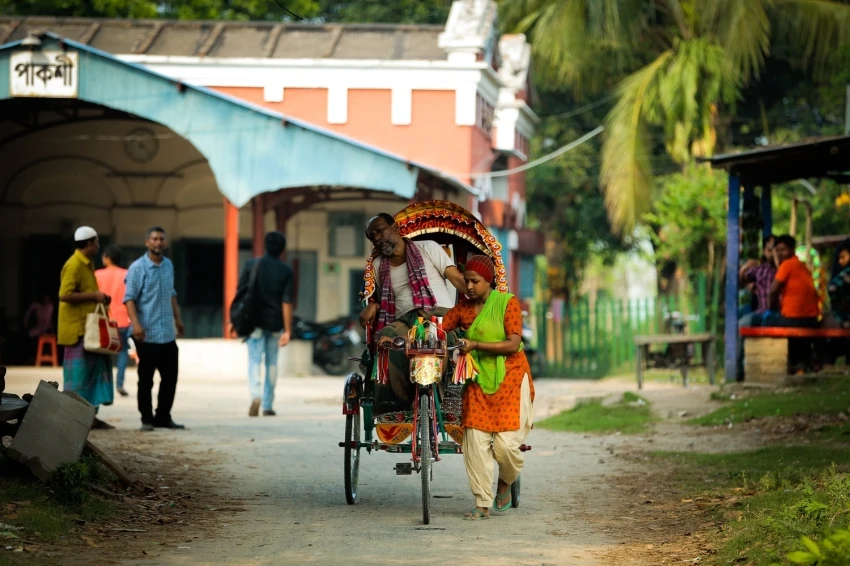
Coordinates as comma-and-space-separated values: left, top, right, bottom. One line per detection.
6, 367, 705, 565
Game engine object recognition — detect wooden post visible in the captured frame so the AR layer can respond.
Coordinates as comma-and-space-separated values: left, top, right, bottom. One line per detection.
724, 174, 742, 382
275, 205, 288, 235
761, 185, 772, 239
790, 198, 798, 238
84, 440, 138, 489
252, 195, 265, 258
223, 198, 239, 338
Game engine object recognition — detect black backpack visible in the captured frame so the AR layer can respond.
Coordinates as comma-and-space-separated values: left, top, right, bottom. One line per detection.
230, 259, 262, 337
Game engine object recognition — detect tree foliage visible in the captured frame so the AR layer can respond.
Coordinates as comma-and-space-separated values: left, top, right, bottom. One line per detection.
526, 90, 636, 299
501, 0, 850, 235
643, 165, 726, 275
317, 0, 452, 24
0, 0, 453, 22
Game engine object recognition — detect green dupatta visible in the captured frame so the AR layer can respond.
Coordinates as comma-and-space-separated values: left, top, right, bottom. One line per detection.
466, 291, 521, 394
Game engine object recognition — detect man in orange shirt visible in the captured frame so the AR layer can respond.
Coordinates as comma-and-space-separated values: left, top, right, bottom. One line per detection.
96, 245, 131, 397
765, 235, 821, 371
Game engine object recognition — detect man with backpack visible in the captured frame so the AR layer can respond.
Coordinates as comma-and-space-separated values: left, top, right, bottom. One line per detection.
229, 231, 294, 417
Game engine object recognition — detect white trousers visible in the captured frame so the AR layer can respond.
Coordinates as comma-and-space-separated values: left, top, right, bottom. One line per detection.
463, 375, 534, 508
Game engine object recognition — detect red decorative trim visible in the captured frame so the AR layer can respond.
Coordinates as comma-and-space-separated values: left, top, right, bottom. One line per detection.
361, 201, 509, 303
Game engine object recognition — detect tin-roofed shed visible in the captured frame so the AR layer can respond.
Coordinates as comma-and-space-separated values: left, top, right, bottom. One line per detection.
704, 135, 850, 382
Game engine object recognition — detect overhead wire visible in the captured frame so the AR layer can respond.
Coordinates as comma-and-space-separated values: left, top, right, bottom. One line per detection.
471, 126, 604, 179
539, 93, 617, 121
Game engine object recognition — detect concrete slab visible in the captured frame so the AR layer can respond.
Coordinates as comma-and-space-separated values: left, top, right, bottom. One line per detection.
8, 380, 95, 480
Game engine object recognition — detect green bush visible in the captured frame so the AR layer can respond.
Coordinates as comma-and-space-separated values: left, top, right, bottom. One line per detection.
787, 530, 850, 565
48, 461, 92, 508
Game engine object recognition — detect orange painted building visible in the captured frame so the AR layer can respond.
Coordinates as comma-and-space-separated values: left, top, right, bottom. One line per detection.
1, 0, 541, 332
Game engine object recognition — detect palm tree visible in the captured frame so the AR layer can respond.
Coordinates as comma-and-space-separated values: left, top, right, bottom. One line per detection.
501, 0, 850, 235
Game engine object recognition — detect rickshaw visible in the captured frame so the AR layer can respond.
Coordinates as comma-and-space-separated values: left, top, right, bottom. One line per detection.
339, 201, 528, 524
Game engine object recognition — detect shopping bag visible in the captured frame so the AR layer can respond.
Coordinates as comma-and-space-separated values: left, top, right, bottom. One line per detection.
84, 303, 122, 355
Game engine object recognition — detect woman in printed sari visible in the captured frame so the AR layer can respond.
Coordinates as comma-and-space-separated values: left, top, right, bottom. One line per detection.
441, 255, 535, 521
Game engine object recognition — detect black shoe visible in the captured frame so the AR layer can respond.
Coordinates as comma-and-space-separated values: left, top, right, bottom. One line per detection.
141, 422, 155, 432
153, 419, 185, 429
263, 409, 276, 416
116, 387, 129, 397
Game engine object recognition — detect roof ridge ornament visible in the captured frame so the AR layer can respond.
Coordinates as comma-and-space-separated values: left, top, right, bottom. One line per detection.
438, 0, 498, 63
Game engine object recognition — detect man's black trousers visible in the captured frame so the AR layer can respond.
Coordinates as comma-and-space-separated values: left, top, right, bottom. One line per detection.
136, 341, 179, 424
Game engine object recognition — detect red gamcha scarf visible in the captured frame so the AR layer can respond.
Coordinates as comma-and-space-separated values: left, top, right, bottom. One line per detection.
374, 239, 437, 334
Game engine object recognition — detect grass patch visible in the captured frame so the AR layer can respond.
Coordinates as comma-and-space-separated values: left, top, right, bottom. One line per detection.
657, 446, 850, 491
815, 422, 850, 443
690, 380, 850, 426
537, 392, 654, 434
0, 458, 118, 545
652, 446, 850, 565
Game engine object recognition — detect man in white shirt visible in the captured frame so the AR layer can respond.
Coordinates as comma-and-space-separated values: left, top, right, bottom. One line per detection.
360, 213, 467, 408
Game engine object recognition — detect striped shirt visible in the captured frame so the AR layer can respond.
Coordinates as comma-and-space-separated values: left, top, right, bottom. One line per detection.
124, 254, 177, 344
744, 262, 777, 313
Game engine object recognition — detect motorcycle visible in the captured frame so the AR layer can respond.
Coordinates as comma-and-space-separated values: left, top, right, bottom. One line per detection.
294, 316, 361, 375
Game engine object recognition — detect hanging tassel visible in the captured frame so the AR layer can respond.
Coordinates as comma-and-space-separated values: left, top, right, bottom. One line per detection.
452, 352, 479, 385
376, 348, 391, 385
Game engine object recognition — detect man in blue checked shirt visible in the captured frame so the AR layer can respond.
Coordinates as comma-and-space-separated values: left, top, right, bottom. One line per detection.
124, 226, 186, 431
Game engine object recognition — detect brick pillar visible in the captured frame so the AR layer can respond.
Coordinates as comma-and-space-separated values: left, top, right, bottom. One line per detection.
252, 195, 265, 258
223, 198, 239, 338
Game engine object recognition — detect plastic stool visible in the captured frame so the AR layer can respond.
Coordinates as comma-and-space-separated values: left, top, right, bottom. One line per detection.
35, 334, 59, 367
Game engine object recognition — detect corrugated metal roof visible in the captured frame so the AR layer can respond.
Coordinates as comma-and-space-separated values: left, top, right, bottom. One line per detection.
0, 32, 475, 206
703, 135, 850, 185
0, 17, 448, 60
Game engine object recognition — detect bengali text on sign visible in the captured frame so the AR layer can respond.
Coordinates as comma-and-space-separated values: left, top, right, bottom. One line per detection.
10, 50, 79, 98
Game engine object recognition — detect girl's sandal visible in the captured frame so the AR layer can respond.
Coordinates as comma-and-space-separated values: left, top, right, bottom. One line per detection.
463, 508, 490, 521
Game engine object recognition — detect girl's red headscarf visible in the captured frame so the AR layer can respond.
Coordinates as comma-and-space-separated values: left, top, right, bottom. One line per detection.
464, 254, 495, 284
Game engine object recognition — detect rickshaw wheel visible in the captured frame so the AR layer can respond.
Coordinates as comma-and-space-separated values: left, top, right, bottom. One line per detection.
419, 394, 432, 524
511, 475, 521, 508
344, 408, 361, 505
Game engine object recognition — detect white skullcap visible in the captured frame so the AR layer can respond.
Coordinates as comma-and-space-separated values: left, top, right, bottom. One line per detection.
74, 226, 98, 241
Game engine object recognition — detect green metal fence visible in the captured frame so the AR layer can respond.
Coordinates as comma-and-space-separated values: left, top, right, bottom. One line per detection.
534, 275, 709, 378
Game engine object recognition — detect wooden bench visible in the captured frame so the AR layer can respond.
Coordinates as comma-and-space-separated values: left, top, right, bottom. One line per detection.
634, 333, 715, 389
739, 327, 850, 383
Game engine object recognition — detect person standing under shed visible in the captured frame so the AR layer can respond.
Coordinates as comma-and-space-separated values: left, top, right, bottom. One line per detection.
58, 226, 114, 428
124, 227, 186, 431
96, 245, 131, 397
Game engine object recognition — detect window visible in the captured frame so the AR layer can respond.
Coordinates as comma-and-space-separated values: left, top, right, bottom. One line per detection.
491, 176, 509, 201
490, 155, 509, 201
329, 212, 365, 258
476, 94, 494, 137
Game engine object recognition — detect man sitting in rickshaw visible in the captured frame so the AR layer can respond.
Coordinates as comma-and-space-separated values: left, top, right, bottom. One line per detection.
359, 213, 467, 410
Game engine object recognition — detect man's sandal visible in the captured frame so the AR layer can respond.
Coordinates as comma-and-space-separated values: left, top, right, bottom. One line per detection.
463, 508, 490, 521
493, 486, 512, 512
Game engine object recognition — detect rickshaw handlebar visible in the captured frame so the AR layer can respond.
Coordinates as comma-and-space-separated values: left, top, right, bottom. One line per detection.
379, 336, 465, 352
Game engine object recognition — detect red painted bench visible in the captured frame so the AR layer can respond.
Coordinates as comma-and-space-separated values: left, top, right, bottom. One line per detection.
739, 327, 850, 339
739, 326, 850, 383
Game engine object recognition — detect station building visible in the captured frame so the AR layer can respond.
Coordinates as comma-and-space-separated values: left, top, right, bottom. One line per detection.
0, 0, 541, 348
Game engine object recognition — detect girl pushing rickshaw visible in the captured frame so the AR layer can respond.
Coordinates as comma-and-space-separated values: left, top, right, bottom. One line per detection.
340, 201, 533, 524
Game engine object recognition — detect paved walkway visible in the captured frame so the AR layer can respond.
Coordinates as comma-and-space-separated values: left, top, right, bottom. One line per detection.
5, 366, 687, 565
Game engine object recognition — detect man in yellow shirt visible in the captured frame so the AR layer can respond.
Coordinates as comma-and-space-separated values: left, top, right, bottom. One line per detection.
58, 226, 114, 428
